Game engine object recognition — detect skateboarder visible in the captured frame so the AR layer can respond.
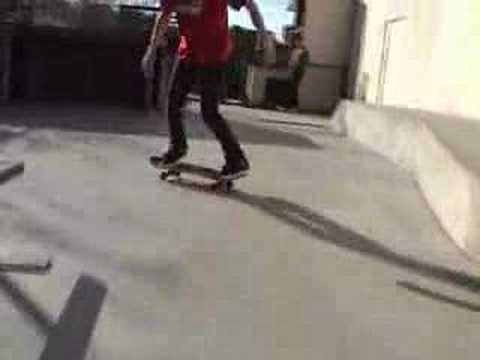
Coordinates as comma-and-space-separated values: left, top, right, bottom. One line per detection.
144, 0, 267, 180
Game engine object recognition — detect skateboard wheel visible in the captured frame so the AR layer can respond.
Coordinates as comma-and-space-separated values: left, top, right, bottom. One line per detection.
214, 181, 233, 192
160, 170, 180, 180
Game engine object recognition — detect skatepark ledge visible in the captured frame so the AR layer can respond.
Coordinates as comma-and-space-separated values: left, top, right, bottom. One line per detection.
331, 100, 480, 262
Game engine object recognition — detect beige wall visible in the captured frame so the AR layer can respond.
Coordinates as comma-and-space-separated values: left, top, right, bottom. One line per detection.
299, 66, 344, 112
299, 0, 353, 111
358, 0, 480, 120
304, 0, 352, 65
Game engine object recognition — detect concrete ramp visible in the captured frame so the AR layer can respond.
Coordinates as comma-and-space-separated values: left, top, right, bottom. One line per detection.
332, 100, 480, 260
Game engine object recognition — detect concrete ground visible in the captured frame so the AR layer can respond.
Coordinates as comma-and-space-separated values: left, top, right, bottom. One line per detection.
0, 103, 479, 360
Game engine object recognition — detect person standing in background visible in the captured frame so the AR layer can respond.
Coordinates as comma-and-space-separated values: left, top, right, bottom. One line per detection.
265, 32, 309, 110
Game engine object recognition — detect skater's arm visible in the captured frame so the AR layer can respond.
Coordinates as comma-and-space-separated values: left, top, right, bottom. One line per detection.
242, 0, 267, 51
149, 0, 177, 47
143, 0, 177, 76
245, 0, 266, 33
228, 0, 266, 33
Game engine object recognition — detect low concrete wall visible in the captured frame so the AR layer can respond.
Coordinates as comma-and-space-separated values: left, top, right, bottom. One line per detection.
332, 100, 480, 261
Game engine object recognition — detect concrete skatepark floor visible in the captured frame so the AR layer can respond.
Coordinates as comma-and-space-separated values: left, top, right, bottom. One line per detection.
0, 103, 479, 360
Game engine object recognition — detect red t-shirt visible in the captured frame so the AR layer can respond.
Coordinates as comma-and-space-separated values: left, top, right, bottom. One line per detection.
162, 0, 248, 65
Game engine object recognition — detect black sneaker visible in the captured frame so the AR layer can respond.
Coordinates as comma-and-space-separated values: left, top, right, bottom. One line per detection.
150, 147, 187, 169
221, 157, 250, 180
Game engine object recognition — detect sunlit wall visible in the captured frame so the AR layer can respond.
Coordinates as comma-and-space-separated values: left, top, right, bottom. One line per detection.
358, 0, 480, 120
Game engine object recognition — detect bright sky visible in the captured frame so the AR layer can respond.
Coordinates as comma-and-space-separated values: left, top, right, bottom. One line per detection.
66, 0, 294, 38
229, 0, 294, 38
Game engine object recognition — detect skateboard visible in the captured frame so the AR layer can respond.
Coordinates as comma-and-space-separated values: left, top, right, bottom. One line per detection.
149, 157, 236, 192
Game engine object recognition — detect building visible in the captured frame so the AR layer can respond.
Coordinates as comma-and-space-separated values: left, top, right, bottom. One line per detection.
289, 0, 480, 121
0, 0, 160, 106
288, 0, 360, 113
356, 0, 480, 120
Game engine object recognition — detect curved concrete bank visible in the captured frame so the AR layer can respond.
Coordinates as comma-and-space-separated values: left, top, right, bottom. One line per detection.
331, 100, 480, 261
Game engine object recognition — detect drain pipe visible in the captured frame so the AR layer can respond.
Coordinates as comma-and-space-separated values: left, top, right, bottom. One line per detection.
376, 16, 407, 105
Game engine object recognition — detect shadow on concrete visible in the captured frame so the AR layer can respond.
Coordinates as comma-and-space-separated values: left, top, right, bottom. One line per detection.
39, 274, 107, 360
0, 161, 24, 186
165, 178, 480, 294
397, 281, 480, 312
0, 274, 54, 334
9, 207, 184, 295
0, 258, 52, 274
0, 273, 107, 360
0, 127, 28, 144
0, 103, 321, 150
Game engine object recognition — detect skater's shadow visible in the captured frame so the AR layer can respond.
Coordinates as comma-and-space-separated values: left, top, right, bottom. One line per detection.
170, 179, 480, 293
396, 281, 480, 312
0, 274, 54, 334
0, 274, 107, 359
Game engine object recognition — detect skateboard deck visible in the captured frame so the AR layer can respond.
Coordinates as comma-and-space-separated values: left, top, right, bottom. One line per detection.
142, 30, 179, 114
149, 157, 236, 192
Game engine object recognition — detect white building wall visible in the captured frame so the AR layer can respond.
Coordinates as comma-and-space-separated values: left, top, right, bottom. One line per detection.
298, 0, 353, 112
358, 0, 480, 120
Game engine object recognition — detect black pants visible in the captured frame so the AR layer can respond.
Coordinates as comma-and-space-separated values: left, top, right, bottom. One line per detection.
168, 60, 245, 163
